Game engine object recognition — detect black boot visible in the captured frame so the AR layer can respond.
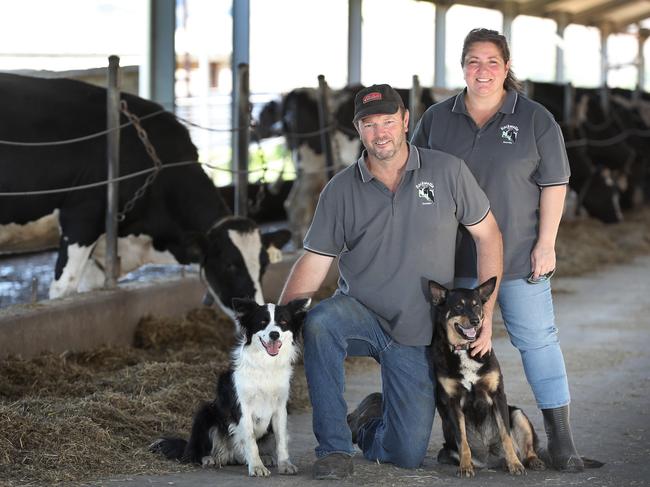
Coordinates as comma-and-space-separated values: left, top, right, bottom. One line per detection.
542, 405, 584, 473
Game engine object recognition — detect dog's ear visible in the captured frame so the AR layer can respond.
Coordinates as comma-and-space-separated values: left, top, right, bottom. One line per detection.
477, 277, 497, 303
428, 280, 448, 306
231, 298, 258, 318
286, 298, 311, 333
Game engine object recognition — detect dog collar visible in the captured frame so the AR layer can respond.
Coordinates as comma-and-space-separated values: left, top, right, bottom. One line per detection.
452, 343, 471, 352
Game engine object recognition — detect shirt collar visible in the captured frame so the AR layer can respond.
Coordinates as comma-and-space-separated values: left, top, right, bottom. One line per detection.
357, 142, 421, 183
451, 88, 519, 115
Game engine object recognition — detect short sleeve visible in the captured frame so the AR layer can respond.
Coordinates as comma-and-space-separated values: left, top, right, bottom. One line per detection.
455, 160, 490, 226
302, 182, 345, 257
532, 108, 571, 186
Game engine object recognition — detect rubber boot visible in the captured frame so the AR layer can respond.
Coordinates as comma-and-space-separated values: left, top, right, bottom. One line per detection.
541, 405, 584, 473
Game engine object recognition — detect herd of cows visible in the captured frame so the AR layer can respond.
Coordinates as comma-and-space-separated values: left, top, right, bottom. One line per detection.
1, 72, 649, 310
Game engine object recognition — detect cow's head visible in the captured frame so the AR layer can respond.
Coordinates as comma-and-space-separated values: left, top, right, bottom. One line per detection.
192, 216, 291, 320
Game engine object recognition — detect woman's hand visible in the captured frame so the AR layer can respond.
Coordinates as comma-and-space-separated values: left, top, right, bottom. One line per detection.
530, 241, 556, 280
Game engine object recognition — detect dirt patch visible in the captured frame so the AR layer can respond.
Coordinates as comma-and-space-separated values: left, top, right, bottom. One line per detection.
1, 208, 649, 485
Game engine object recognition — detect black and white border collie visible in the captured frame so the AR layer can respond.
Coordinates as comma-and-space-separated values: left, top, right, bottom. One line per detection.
150, 298, 310, 476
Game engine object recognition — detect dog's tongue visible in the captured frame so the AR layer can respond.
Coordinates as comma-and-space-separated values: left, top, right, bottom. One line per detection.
463, 327, 477, 339
263, 340, 282, 356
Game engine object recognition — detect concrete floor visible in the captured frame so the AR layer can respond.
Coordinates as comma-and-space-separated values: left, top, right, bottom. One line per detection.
86, 256, 650, 487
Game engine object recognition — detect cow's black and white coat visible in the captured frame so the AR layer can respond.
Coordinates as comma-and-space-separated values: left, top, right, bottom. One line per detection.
0, 73, 288, 315
150, 298, 309, 477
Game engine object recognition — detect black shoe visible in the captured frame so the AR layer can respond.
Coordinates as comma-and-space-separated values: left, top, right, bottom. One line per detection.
312, 453, 353, 480
542, 405, 584, 473
347, 392, 382, 444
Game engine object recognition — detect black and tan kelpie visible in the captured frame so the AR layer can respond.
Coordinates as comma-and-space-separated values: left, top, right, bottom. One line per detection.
428, 277, 546, 477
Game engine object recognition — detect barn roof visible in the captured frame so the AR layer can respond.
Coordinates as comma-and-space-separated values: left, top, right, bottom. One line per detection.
422, 0, 650, 34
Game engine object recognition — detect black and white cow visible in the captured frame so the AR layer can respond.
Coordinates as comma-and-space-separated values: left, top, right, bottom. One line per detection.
256, 85, 436, 247
527, 81, 627, 223
0, 73, 289, 317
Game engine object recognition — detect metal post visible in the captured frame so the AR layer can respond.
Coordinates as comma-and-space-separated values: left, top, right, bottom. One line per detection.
600, 23, 610, 114
563, 82, 574, 123
105, 55, 121, 288
434, 1, 449, 88
502, 1, 517, 43
635, 28, 649, 101
409, 74, 421, 136
348, 0, 363, 85
233, 63, 250, 217
317, 75, 336, 180
555, 11, 569, 84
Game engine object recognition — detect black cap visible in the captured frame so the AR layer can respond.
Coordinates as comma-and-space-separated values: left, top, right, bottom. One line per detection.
353, 84, 404, 123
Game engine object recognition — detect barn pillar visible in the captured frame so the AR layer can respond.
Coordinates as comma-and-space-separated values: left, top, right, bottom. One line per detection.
502, 1, 517, 42
140, 0, 176, 110
636, 28, 650, 99
232, 0, 251, 216
554, 11, 569, 84
348, 0, 363, 85
434, 0, 450, 88
599, 22, 611, 113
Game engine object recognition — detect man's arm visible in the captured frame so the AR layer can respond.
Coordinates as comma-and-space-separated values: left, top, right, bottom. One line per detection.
464, 211, 503, 357
531, 185, 566, 280
279, 251, 335, 304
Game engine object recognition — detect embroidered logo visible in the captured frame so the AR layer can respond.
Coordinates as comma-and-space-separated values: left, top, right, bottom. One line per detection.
362, 92, 382, 104
500, 124, 519, 144
416, 181, 435, 205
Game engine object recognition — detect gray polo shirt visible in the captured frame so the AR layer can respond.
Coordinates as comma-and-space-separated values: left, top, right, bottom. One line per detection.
411, 89, 570, 280
303, 143, 489, 346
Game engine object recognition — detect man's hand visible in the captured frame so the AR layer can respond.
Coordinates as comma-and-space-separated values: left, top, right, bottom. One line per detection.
470, 314, 493, 357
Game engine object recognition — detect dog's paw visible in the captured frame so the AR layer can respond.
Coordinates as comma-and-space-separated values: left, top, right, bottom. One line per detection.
248, 463, 271, 477
201, 456, 219, 468
457, 464, 475, 478
525, 456, 547, 471
278, 460, 298, 475
506, 460, 527, 476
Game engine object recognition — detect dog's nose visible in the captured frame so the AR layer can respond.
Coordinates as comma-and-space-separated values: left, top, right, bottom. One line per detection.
269, 331, 280, 341
470, 318, 480, 326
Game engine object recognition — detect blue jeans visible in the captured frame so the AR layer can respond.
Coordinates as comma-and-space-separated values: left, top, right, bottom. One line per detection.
456, 277, 570, 409
303, 294, 435, 468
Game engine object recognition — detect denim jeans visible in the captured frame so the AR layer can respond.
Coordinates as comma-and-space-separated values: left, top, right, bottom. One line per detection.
302, 294, 435, 468
455, 277, 570, 409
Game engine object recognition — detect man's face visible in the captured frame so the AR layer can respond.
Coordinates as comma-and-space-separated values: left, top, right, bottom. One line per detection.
356, 109, 409, 162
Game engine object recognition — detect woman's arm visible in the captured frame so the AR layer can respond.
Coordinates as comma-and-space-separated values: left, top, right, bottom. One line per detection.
531, 185, 566, 279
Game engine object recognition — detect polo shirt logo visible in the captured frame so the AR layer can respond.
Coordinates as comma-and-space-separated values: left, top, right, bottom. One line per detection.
416, 181, 435, 205
500, 124, 519, 144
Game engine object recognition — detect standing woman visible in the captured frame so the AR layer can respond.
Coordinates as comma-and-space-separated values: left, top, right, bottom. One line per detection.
411, 28, 582, 472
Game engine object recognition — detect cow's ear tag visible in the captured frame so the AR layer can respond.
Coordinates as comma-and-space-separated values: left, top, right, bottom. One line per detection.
268, 245, 283, 264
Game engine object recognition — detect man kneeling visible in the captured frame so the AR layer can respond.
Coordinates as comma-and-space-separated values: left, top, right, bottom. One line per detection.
279, 84, 503, 480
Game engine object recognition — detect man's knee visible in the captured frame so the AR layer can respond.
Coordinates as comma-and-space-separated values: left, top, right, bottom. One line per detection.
386, 447, 427, 469
303, 305, 334, 343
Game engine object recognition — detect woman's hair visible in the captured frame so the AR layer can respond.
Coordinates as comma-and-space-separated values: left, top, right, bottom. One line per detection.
461, 28, 523, 92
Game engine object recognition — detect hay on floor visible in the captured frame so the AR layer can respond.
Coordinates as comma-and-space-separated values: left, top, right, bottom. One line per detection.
1, 207, 649, 484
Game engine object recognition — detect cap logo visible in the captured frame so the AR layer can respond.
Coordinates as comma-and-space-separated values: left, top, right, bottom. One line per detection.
362, 92, 382, 104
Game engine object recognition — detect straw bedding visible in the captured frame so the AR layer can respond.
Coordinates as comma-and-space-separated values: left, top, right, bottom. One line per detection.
1, 208, 649, 485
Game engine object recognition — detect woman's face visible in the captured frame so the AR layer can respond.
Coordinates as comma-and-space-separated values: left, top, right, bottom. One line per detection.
462, 41, 510, 100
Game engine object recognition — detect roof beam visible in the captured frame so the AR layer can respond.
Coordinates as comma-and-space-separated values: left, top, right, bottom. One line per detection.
572, 0, 631, 25
518, 0, 562, 17
613, 7, 650, 31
